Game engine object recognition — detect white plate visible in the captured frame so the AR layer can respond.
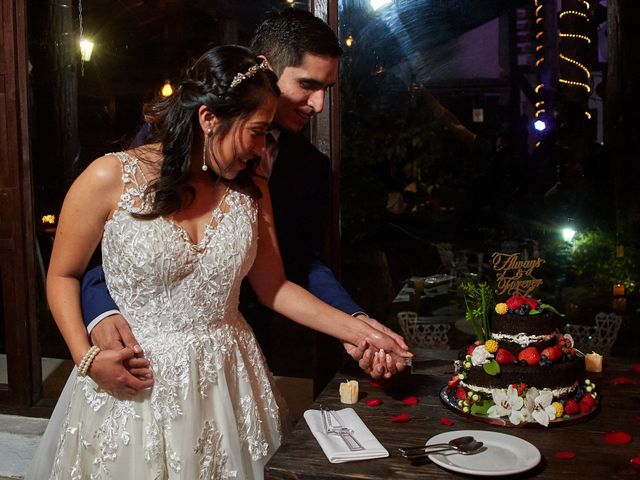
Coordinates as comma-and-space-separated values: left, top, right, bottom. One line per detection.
426, 430, 540, 476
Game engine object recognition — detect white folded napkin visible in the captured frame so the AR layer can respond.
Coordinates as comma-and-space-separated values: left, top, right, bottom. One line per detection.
304, 408, 389, 463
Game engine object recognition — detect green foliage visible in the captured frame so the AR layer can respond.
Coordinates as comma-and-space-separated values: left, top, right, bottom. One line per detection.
459, 280, 495, 342
483, 359, 500, 376
470, 399, 494, 416
567, 229, 639, 295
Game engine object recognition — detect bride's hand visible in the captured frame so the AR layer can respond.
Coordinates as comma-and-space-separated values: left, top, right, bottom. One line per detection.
356, 321, 413, 366
88, 347, 154, 400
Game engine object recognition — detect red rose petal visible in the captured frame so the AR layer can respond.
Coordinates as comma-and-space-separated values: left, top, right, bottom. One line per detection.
633, 363, 640, 373
390, 413, 410, 423
440, 416, 455, 426
555, 451, 576, 460
366, 398, 382, 407
370, 380, 383, 388
611, 377, 638, 386
604, 431, 633, 445
630, 457, 640, 465
403, 396, 419, 405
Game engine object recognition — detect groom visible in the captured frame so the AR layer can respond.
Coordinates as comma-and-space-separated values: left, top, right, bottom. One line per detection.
81, 9, 407, 398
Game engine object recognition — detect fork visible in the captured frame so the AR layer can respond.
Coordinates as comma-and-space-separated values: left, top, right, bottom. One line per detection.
321, 406, 365, 452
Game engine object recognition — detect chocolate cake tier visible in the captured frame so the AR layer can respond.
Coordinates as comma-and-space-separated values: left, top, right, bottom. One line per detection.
490, 310, 559, 335
489, 310, 561, 354
461, 357, 584, 399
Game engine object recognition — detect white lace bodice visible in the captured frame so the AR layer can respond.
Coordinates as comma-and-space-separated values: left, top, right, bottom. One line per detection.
102, 151, 258, 337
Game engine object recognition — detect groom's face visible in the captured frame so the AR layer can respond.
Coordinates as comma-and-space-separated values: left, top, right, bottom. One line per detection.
273, 53, 338, 133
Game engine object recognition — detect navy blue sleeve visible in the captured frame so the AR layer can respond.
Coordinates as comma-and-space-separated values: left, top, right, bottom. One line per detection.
80, 265, 119, 328
307, 257, 364, 316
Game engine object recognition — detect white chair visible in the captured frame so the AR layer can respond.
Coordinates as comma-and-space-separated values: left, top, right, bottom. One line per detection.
397, 311, 451, 348
564, 312, 622, 355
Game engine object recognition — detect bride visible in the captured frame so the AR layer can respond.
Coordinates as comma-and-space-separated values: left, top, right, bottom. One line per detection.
41, 44, 411, 479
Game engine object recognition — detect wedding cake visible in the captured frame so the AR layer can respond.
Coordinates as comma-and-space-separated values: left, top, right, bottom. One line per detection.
444, 253, 597, 426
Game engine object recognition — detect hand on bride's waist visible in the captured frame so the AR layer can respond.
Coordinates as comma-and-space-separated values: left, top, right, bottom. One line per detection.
87, 346, 154, 400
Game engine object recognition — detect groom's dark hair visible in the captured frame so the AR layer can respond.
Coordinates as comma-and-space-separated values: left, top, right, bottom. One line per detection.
251, 8, 343, 76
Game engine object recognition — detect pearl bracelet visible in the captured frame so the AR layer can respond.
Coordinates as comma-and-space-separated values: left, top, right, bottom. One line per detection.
77, 345, 101, 377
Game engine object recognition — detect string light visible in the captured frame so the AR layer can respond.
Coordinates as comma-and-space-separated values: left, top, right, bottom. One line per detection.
535, 31, 544, 40
535, 109, 546, 117
559, 33, 591, 43
345, 34, 354, 47
559, 78, 591, 92
580, 0, 590, 10
584, 111, 592, 119
560, 53, 591, 79
535, 101, 545, 108
535, 141, 542, 148
536, 45, 544, 52
535, 5, 543, 16
535, 83, 544, 93
559, 10, 589, 20
535, 58, 545, 67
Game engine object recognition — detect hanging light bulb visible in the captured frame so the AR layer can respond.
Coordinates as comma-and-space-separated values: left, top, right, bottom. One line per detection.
345, 34, 355, 47
80, 38, 94, 62
161, 80, 174, 97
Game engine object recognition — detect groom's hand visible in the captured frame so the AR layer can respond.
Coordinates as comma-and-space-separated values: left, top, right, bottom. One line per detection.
343, 341, 388, 379
90, 314, 153, 381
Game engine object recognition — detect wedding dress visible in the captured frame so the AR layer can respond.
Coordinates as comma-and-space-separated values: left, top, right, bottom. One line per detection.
46, 151, 286, 479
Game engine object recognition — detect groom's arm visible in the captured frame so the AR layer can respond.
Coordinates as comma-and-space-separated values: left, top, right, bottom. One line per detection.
81, 265, 120, 332
81, 266, 149, 376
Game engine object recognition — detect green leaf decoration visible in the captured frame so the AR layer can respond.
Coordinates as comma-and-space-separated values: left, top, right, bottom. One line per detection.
540, 303, 565, 316
482, 359, 500, 376
470, 399, 494, 416
529, 309, 541, 315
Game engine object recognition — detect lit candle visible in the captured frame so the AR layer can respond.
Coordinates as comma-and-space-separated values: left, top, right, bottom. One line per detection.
585, 352, 603, 373
339, 380, 359, 404
613, 283, 625, 296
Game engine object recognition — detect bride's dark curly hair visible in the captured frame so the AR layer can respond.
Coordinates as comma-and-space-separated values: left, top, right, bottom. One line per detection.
137, 45, 280, 219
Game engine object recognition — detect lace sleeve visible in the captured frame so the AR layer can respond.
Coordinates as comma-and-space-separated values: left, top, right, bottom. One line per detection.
112, 151, 151, 214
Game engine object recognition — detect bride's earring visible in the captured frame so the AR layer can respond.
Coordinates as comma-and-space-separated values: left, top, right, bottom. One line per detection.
202, 129, 212, 172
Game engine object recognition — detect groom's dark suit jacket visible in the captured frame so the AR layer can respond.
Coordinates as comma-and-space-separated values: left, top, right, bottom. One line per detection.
81, 130, 362, 359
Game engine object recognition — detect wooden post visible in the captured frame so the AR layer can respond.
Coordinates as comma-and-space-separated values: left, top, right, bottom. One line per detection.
0, 0, 40, 409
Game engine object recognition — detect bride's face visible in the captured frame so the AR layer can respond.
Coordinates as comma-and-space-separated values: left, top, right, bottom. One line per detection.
210, 95, 277, 179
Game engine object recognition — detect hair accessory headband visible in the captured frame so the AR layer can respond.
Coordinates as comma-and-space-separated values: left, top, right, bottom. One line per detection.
230, 60, 270, 89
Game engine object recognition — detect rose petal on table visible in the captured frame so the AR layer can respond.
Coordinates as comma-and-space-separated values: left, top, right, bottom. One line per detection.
633, 363, 640, 373
555, 451, 576, 460
390, 413, 410, 423
366, 398, 382, 407
611, 377, 638, 386
440, 416, 455, 426
402, 396, 419, 405
631, 457, 640, 465
370, 380, 383, 388
604, 431, 633, 445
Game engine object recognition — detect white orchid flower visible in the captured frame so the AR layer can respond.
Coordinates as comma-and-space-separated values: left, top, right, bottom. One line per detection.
526, 388, 555, 427
488, 385, 525, 424
471, 345, 494, 366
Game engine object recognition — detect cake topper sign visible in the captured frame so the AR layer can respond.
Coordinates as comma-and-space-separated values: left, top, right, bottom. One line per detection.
491, 252, 545, 296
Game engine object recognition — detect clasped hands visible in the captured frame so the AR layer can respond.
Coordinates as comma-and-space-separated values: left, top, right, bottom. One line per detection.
87, 313, 411, 398
345, 314, 413, 380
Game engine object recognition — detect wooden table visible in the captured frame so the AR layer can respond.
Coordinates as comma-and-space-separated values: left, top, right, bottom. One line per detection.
265, 353, 640, 479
